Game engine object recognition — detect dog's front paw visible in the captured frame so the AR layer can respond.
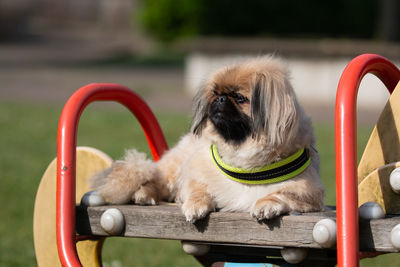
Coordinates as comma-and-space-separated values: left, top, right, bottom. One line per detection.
251, 197, 289, 221
90, 149, 159, 204
181, 199, 215, 223
132, 182, 159, 205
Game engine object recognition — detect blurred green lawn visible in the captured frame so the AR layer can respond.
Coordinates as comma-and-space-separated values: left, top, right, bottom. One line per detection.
1, 101, 400, 266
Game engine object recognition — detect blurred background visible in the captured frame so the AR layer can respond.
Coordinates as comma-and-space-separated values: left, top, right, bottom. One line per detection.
1, 0, 400, 266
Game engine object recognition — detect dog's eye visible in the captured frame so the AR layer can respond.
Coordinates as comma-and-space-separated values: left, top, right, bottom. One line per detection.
231, 92, 248, 104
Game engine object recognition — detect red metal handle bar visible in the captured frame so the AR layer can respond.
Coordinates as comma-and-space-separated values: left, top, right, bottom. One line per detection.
56, 83, 168, 267
335, 54, 400, 267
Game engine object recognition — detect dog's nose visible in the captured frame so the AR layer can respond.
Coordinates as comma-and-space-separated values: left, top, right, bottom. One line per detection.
215, 95, 227, 104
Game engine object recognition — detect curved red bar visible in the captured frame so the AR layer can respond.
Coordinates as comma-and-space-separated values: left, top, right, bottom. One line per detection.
56, 83, 168, 266
335, 54, 400, 267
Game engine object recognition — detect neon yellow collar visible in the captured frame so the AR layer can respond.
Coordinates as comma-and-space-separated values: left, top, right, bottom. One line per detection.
210, 144, 311, 185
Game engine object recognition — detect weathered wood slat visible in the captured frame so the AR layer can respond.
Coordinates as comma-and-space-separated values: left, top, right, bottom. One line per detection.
76, 203, 400, 252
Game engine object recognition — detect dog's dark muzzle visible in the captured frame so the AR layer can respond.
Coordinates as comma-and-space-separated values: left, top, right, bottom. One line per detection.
210, 95, 234, 118
209, 96, 251, 144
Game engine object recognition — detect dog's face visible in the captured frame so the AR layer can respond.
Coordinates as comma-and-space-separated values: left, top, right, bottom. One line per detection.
206, 72, 252, 144
191, 57, 299, 148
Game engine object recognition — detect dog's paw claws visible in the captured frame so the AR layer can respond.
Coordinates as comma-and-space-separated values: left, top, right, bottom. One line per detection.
185, 217, 197, 223
182, 201, 214, 223
132, 185, 158, 205
251, 199, 288, 220
135, 197, 157, 206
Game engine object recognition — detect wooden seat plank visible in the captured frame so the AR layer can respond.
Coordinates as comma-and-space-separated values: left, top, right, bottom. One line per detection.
76, 203, 400, 253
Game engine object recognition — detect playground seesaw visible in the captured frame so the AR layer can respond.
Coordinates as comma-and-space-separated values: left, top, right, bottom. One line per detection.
34, 54, 400, 266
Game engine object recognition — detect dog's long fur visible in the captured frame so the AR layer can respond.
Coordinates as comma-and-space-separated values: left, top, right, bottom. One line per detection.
91, 56, 325, 222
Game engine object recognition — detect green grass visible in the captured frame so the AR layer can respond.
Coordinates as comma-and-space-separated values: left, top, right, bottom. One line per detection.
0, 101, 399, 266
315, 121, 374, 206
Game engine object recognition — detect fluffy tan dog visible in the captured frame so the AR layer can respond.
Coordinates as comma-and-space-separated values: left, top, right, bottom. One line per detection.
91, 56, 324, 222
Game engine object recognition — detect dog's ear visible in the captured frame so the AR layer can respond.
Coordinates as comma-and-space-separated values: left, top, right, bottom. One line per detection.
191, 88, 209, 135
251, 72, 299, 147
